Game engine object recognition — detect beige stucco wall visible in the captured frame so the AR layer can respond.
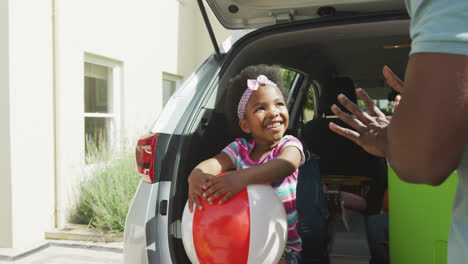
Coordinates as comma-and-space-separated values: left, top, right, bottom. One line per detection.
160, 0, 230, 83
54, 0, 230, 227
54, 0, 163, 227
193, 1, 231, 70
0, 0, 56, 248
171, 0, 231, 78
0, 0, 13, 248
0, 0, 230, 248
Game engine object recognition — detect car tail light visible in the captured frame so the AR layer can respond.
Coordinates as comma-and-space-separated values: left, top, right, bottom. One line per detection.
135, 133, 158, 184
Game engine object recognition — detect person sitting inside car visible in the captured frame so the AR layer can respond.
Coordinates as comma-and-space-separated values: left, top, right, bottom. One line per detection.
187, 65, 305, 264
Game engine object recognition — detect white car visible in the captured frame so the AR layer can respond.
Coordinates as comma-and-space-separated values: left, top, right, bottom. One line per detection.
124, 0, 408, 263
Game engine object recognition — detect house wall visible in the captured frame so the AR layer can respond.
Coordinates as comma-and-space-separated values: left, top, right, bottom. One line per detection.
54, 0, 230, 227
173, 0, 231, 78
53, 0, 162, 226
0, 0, 56, 248
0, 0, 229, 248
0, 0, 13, 248
193, 1, 232, 70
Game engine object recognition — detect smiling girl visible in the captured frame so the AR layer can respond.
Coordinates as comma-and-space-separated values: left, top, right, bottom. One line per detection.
187, 65, 304, 264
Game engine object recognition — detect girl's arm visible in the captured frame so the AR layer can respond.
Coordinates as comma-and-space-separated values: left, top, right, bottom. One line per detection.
187, 152, 233, 212
203, 146, 302, 204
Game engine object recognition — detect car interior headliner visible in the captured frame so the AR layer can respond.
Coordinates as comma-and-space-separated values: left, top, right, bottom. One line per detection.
219, 18, 411, 100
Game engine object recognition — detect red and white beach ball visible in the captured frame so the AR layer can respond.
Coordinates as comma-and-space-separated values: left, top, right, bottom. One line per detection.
182, 183, 287, 264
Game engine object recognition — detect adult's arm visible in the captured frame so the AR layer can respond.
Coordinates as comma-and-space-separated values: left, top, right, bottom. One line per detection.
387, 53, 468, 185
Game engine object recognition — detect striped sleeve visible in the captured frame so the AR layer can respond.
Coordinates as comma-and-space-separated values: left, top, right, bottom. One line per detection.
281, 136, 306, 166
221, 140, 240, 168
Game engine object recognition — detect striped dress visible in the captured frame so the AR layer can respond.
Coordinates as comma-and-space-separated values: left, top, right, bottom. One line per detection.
222, 135, 305, 253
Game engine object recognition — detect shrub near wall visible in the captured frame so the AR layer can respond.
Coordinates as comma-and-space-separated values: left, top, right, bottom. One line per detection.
74, 146, 140, 234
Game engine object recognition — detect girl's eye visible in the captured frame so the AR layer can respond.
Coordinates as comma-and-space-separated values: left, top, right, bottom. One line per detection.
276, 102, 285, 107
256, 107, 265, 112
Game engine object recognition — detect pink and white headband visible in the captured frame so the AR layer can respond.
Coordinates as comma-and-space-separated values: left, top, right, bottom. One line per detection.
237, 75, 277, 120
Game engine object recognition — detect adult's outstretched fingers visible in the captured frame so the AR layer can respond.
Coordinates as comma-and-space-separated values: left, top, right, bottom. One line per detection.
382, 65, 404, 93
355, 88, 386, 119
337, 93, 375, 124
394, 94, 401, 111
329, 122, 361, 144
331, 104, 366, 131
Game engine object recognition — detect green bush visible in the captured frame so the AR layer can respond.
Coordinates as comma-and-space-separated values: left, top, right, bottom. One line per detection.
73, 144, 140, 234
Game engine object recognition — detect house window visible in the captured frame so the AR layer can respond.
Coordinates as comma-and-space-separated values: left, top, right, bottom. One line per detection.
162, 72, 182, 107
84, 55, 120, 158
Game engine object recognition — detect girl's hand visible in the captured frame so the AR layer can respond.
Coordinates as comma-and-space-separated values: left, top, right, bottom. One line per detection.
188, 168, 216, 212
203, 171, 248, 205
187, 153, 235, 212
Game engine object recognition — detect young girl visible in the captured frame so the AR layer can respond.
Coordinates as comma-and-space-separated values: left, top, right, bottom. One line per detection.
187, 65, 304, 264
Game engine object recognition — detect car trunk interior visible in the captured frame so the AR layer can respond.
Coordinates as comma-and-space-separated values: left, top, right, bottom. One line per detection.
171, 13, 410, 263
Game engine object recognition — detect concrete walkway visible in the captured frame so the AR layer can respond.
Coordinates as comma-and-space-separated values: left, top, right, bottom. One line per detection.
0, 241, 123, 264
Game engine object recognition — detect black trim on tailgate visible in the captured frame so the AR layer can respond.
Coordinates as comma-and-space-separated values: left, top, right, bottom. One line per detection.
153, 133, 175, 183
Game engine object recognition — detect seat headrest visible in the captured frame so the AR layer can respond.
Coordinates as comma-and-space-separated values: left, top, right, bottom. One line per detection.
318, 77, 357, 116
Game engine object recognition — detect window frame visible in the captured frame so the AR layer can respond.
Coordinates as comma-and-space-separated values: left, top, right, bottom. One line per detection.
162, 72, 183, 107
83, 53, 121, 154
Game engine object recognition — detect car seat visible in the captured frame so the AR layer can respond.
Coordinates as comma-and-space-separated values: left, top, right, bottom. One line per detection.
296, 148, 329, 264
301, 77, 388, 215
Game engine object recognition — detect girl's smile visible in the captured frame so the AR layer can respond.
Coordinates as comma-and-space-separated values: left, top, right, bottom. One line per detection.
266, 120, 282, 129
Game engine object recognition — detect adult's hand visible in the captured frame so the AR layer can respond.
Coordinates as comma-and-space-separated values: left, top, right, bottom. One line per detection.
328, 65, 404, 157
329, 89, 389, 157
382, 65, 404, 93
382, 65, 403, 109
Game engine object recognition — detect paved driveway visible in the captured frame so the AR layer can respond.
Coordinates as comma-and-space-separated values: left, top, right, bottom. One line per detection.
0, 242, 123, 264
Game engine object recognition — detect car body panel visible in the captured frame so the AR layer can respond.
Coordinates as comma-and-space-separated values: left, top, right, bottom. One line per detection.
124, 181, 175, 264
123, 181, 158, 264
125, 50, 224, 263
156, 181, 172, 263
151, 55, 222, 135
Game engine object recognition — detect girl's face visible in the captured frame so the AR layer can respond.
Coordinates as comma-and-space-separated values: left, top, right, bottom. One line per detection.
239, 85, 289, 147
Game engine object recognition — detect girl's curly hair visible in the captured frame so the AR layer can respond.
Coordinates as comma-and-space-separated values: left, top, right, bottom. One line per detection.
225, 64, 288, 138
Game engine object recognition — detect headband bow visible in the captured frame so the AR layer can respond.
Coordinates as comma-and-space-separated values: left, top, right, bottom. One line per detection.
237, 75, 277, 120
